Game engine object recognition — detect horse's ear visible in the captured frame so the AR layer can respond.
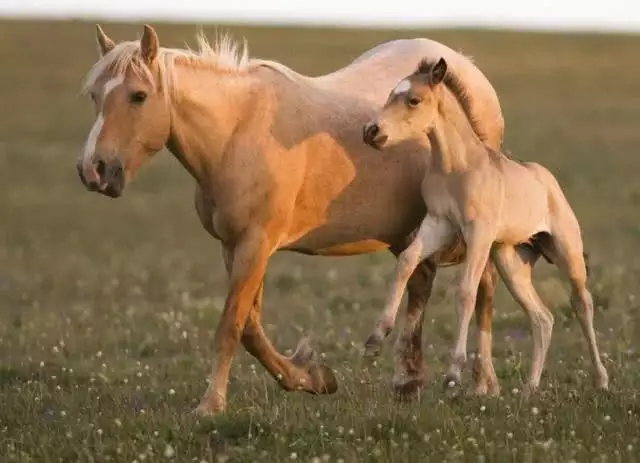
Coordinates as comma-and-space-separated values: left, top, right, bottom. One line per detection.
431, 57, 447, 85
96, 24, 115, 56
140, 24, 159, 64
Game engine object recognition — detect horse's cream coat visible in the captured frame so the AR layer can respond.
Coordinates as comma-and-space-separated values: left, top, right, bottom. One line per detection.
79, 25, 507, 415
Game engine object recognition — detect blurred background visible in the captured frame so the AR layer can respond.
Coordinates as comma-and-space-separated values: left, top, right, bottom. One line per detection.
1, 2, 639, 461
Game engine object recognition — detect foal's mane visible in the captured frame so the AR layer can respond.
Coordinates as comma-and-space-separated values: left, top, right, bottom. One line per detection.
417, 60, 489, 145
81, 32, 297, 98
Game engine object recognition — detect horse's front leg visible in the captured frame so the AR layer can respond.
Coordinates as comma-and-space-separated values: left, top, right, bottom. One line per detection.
221, 247, 338, 397
195, 229, 273, 416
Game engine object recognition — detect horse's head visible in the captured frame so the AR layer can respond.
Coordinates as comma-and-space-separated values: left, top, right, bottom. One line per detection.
363, 57, 448, 150
77, 24, 171, 198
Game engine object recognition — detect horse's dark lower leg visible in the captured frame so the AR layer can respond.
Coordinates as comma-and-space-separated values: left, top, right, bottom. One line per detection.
390, 258, 436, 398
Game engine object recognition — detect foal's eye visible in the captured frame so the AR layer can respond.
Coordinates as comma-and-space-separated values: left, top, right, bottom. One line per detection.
90, 92, 97, 103
130, 91, 147, 104
408, 96, 422, 107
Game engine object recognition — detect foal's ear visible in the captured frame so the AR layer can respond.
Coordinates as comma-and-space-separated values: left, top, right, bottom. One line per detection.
431, 57, 447, 85
140, 24, 159, 64
96, 24, 115, 56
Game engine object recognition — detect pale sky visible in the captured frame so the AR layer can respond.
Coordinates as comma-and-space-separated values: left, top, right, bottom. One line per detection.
0, 0, 639, 32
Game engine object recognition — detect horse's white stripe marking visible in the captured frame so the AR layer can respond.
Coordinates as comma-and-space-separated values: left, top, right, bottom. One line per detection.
83, 114, 104, 163
104, 75, 124, 98
82, 75, 124, 164
392, 79, 411, 96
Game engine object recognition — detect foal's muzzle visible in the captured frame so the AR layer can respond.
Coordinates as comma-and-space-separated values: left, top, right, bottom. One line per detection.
362, 122, 388, 150
76, 157, 125, 198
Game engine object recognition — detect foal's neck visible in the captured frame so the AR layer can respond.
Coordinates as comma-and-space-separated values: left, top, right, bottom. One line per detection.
427, 88, 488, 174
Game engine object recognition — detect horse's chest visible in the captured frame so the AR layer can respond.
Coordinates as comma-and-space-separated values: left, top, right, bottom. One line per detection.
421, 174, 461, 220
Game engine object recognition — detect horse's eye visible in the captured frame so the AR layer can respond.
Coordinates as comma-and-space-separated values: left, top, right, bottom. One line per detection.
130, 91, 147, 104
90, 92, 97, 103
408, 97, 422, 107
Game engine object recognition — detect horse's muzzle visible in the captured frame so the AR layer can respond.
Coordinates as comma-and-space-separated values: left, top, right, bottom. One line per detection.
362, 122, 388, 150
76, 157, 125, 198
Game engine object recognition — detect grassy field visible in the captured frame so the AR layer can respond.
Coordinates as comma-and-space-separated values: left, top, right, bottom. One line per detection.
1, 19, 640, 462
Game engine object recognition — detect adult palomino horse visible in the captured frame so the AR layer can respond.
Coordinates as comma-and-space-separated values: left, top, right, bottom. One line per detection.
362, 57, 609, 394
77, 24, 506, 415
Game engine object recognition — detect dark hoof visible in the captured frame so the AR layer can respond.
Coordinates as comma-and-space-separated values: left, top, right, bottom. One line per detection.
308, 363, 338, 394
392, 377, 424, 402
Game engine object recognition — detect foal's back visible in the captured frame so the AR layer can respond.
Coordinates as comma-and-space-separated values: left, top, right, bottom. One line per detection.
486, 153, 577, 245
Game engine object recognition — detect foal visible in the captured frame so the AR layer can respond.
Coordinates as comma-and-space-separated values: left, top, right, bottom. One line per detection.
363, 57, 609, 393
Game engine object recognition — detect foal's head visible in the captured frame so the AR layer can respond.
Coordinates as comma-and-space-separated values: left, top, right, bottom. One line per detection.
78, 25, 171, 198
363, 57, 448, 150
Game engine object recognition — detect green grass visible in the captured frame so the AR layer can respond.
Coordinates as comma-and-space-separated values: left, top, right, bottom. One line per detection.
1, 19, 639, 462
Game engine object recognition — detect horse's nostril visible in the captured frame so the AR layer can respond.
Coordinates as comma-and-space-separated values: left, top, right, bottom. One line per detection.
96, 159, 106, 178
369, 124, 379, 139
364, 123, 380, 144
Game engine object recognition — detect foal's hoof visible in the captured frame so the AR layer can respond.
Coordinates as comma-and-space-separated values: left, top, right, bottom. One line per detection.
442, 375, 464, 400
193, 401, 225, 418
522, 383, 538, 399
392, 376, 424, 401
308, 363, 338, 394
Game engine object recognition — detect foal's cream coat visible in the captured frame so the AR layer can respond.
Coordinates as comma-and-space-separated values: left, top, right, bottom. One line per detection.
79, 25, 506, 415
365, 58, 609, 392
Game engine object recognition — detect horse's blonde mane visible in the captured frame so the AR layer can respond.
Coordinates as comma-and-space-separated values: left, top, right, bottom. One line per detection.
442, 71, 489, 144
417, 59, 489, 144
82, 32, 296, 98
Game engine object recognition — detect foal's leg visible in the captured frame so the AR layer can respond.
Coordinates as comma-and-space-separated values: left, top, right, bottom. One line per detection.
223, 247, 337, 397
444, 225, 494, 388
367, 215, 455, 362
549, 231, 609, 390
471, 263, 500, 396
492, 244, 554, 393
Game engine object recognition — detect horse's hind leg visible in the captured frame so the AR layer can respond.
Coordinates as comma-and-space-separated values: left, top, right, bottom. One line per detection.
492, 244, 554, 393
548, 230, 609, 390
389, 258, 436, 397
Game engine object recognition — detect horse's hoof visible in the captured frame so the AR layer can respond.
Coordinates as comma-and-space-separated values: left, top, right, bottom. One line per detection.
472, 379, 501, 397
308, 363, 338, 394
193, 403, 223, 418
392, 377, 424, 401
193, 392, 226, 417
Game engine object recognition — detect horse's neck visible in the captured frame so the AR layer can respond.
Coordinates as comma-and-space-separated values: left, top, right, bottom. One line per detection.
165, 65, 262, 188
427, 89, 487, 174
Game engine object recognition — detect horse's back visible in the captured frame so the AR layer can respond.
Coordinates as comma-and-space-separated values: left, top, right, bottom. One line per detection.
315, 38, 504, 149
